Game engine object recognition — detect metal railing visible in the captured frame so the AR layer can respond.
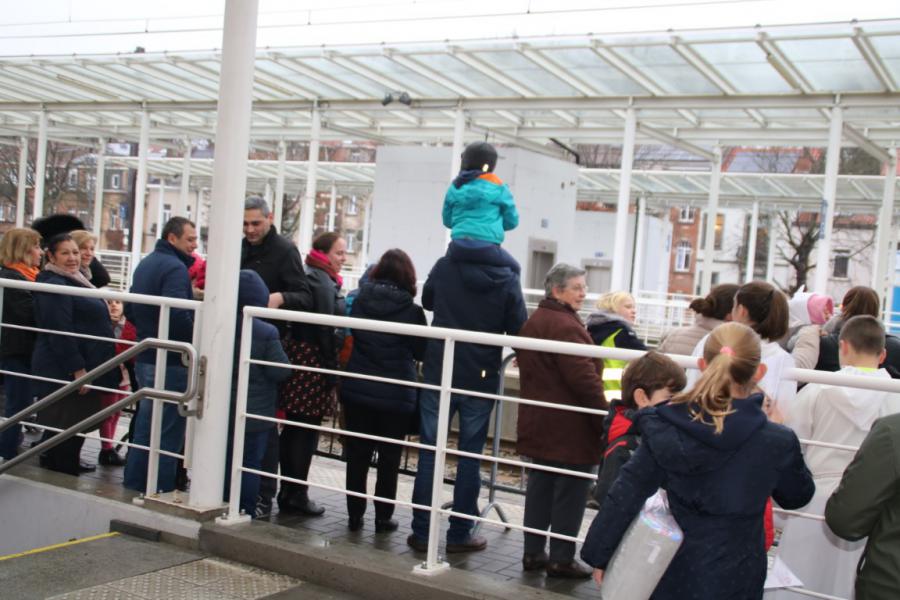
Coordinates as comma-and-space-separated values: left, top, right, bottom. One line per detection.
0, 338, 199, 476
221, 305, 899, 598
0, 277, 203, 495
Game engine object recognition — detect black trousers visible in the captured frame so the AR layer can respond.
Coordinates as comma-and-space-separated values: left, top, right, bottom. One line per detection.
39, 431, 86, 476
343, 403, 408, 521
278, 413, 321, 501
257, 427, 279, 503
523, 459, 594, 562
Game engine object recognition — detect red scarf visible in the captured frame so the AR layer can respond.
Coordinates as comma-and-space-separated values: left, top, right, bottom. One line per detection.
305, 249, 342, 287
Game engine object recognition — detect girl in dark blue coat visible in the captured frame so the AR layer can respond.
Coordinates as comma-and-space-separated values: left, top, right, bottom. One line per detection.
581, 322, 815, 599
31, 234, 118, 475
341, 249, 427, 533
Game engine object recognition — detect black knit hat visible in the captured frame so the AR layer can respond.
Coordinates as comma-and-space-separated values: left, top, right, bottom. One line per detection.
460, 142, 498, 173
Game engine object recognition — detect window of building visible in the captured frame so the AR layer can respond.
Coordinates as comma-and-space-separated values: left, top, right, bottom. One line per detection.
679, 206, 695, 223
345, 231, 357, 253
675, 240, 692, 272
833, 250, 850, 279
67, 169, 78, 188
699, 213, 725, 251
162, 204, 172, 224
346, 195, 358, 215
110, 173, 121, 189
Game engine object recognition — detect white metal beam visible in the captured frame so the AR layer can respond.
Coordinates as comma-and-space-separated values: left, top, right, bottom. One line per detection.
700, 147, 723, 296
745, 200, 759, 282
813, 106, 843, 294
872, 149, 897, 300
842, 123, 891, 163
297, 108, 320, 252
15, 136, 27, 227
757, 33, 814, 93
92, 138, 106, 237
852, 27, 897, 92
130, 110, 150, 279
610, 108, 636, 292
32, 112, 47, 219
636, 123, 715, 161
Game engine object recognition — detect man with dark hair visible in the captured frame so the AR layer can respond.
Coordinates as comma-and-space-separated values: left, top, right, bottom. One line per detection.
778, 314, 900, 599
241, 197, 314, 517
123, 217, 198, 494
407, 239, 527, 554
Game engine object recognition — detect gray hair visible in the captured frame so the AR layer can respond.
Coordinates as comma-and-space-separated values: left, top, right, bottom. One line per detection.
244, 196, 270, 216
544, 263, 586, 298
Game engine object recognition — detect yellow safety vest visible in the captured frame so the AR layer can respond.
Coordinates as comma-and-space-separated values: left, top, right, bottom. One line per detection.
601, 329, 628, 401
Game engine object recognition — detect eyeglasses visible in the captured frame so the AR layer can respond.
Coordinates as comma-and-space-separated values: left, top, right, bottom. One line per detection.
566, 284, 589, 293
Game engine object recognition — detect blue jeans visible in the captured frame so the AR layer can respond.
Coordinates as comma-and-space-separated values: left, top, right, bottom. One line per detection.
224, 428, 269, 517
411, 390, 495, 544
0, 356, 33, 460
123, 363, 188, 493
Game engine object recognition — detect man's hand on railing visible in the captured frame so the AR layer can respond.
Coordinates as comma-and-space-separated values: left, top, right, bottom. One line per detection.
74, 368, 89, 395
268, 292, 285, 309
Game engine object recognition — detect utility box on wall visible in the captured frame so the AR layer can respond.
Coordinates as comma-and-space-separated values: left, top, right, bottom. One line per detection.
369, 145, 579, 282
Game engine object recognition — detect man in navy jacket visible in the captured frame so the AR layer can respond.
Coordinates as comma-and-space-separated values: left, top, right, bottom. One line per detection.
408, 240, 527, 553
123, 216, 198, 494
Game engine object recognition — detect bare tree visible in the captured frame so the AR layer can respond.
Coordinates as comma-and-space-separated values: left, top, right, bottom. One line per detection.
0, 140, 93, 218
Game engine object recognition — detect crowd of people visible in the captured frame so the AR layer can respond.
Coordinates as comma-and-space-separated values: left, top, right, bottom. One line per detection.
1, 141, 899, 600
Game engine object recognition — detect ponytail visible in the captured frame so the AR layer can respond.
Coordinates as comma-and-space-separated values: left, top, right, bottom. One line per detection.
671, 322, 761, 434
735, 281, 788, 341
689, 283, 740, 320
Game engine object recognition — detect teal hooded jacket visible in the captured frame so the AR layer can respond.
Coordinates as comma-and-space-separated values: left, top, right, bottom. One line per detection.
442, 173, 518, 244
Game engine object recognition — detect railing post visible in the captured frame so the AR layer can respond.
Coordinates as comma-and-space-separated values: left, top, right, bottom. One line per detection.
422, 337, 454, 572
218, 311, 254, 524
144, 305, 170, 498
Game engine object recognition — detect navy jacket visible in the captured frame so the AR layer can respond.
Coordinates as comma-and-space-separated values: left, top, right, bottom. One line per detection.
816, 319, 900, 378
31, 270, 118, 398
0, 268, 36, 361
126, 239, 195, 366
422, 240, 527, 393
341, 280, 427, 415
232, 271, 291, 433
581, 394, 815, 600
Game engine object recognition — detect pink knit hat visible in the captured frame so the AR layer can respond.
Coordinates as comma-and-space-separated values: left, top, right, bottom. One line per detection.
807, 294, 834, 325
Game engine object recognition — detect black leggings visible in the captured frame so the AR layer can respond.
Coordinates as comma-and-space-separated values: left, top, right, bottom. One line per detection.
279, 413, 321, 501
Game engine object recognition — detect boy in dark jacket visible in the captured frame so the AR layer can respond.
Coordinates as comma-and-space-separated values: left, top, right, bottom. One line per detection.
591, 352, 685, 508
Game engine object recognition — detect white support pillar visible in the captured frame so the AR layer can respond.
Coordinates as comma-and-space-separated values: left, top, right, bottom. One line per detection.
745, 200, 760, 283
766, 213, 778, 284
15, 136, 27, 227
297, 109, 320, 253
155, 181, 167, 237
177, 138, 191, 218
327, 182, 337, 231
360, 194, 372, 268
130, 111, 151, 279
700, 146, 723, 296
91, 138, 106, 238
813, 106, 843, 295
610, 108, 637, 292
872, 149, 897, 303
194, 188, 206, 251
32, 112, 48, 219
450, 108, 465, 179
263, 181, 273, 208
273, 140, 286, 230
630, 195, 647, 294
192, 0, 259, 510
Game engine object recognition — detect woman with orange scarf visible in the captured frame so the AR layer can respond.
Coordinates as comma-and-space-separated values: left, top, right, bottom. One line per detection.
0, 228, 43, 459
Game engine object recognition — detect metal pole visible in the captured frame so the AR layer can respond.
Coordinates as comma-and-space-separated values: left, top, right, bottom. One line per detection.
274, 140, 286, 231
631, 195, 647, 294
130, 110, 151, 280
219, 311, 254, 524
327, 181, 337, 231
813, 106, 843, 294
444, 109, 465, 247
189, 0, 259, 509
766, 213, 778, 284
745, 200, 760, 283
92, 138, 106, 238
178, 138, 191, 218
297, 108, 320, 252
155, 181, 166, 239
872, 149, 897, 301
15, 136, 27, 227
145, 306, 170, 497
610, 108, 636, 292
700, 146, 723, 296
360, 194, 372, 269
33, 112, 48, 219
424, 338, 454, 572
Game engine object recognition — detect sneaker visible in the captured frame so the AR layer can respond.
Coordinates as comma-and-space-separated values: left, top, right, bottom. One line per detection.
254, 497, 273, 519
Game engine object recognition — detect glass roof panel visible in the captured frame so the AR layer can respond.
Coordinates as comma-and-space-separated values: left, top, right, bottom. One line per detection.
545, 48, 647, 95
870, 36, 900, 86
413, 53, 513, 96
352, 55, 453, 97
616, 45, 719, 94
777, 39, 883, 91
692, 42, 792, 93
301, 57, 385, 96
470, 50, 577, 95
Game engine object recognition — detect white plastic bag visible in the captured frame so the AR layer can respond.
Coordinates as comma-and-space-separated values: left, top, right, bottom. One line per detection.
600, 489, 684, 600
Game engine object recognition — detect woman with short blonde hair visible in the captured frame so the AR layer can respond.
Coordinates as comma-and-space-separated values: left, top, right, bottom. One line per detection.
586, 290, 645, 402
68, 229, 110, 287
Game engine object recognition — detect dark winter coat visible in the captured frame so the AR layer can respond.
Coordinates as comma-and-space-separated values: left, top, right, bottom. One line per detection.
89, 257, 111, 288
0, 268, 36, 361
126, 239, 195, 366
31, 270, 118, 424
516, 298, 606, 465
233, 270, 291, 433
815, 319, 900, 378
240, 226, 313, 338
593, 401, 640, 507
581, 394, 815, 600
586, 310, 647, 351
341, 280, 427, 415
297, 264, 345, 371
421, 240, 527, 394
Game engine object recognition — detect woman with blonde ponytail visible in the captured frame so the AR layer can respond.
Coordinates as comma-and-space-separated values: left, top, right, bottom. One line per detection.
582, 322, 814, 599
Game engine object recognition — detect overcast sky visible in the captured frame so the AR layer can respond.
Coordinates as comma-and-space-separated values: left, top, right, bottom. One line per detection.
0, 0, 896, 56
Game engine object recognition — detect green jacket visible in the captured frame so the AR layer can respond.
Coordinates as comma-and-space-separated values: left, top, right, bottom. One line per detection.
825, 412, 900, 600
